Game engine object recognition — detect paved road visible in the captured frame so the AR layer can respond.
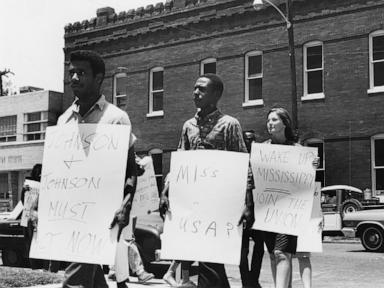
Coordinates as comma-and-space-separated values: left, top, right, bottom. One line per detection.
5, 240, 384, 288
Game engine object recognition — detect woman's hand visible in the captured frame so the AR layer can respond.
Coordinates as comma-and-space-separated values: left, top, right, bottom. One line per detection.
312, 157, 320, 169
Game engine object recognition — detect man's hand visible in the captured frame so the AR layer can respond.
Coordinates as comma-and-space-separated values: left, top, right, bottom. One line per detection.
110, 203, 131, 241
238, 205, 255, 230
159, 195, 169, 220
30, 210, 38, 231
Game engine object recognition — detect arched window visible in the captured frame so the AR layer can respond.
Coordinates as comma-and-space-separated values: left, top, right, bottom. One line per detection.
371, 134, 384, 197
368, 30, 384, 93
244, 51, 263, 106
113, 72, 128, 109
200, 58, 216, 74
148, 67, 164, 117
303, 41, 324, 100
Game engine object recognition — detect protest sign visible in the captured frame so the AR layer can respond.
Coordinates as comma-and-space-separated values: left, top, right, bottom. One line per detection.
21, 179, 40, 227
297, 182, 323, 252
161, 150, 249, 265
250, 143, 318, 235
30, 124, 130, 265
131, 156, 159, 217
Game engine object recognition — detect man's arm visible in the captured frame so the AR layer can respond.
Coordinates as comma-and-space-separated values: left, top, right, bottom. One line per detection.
110, 145, 137, 240
159, 175, 170, 220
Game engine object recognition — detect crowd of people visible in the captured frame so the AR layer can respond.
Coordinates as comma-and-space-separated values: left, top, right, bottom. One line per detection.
23, 49, 320, 288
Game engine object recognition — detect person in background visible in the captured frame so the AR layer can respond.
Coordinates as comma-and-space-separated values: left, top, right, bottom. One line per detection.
240, 130, 264, 288
159, 73, 255, 288
111, 156, 154, 288
21, 164, 44, 270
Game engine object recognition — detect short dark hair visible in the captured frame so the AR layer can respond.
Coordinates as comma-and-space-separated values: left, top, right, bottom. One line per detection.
200, 73, 224, 98
69, 50, 105, 78
267, 107, 298, 143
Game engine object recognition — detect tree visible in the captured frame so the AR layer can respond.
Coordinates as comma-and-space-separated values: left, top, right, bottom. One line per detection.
0, 69, 15, 96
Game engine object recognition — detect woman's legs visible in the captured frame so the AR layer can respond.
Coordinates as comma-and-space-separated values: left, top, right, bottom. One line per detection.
272, 250, 292, 288
298, 256, 312, 288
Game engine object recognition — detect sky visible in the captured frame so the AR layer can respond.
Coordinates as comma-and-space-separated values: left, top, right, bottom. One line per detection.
0, 0, 161, 93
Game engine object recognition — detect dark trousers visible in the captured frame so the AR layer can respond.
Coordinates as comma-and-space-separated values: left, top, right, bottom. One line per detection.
198, 262, 230, 288
239, 229, 264, 288
62, 262, 108, 288
180, 261, 230, 288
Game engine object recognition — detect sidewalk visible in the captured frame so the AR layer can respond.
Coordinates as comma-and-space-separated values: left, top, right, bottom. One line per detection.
21, 276, 171, 288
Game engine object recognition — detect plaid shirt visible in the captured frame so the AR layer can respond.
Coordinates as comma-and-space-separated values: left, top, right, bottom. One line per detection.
178, 109, 248, 152
178, 109, 253, 190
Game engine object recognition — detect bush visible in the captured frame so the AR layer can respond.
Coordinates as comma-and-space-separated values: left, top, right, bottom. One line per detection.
0, 266, 63, 288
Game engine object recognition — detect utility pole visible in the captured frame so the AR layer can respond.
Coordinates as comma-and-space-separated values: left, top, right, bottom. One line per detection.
286, 0, 298, 131
0, 69, 14, 96
253, 0, 298, 131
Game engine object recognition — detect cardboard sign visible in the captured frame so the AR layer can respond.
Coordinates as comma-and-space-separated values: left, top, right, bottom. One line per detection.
21, 179, 40, 227
30, 124, 130, 265
250, 143, 318, 235
131, 156, 159, 216
161, 150, 249, 265
297, 182, 323, 252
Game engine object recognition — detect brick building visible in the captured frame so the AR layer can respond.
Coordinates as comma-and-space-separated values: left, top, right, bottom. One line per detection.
0, 88, 63, 211
63, 0, 384, 197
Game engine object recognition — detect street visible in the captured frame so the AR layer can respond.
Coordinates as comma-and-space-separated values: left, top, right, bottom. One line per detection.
239, 241, 384, 288
4, 240, 383, 288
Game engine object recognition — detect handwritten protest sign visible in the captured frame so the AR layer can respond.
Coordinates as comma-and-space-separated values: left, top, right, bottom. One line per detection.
30, 124, 130, 265
131, 156, 159, 217
161, 150, 249, 265
250, 143, 318, 235
297, 182, 323, 252
21, 179, 40, 227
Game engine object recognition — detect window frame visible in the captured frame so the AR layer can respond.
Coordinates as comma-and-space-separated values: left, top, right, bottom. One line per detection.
147, 67, 164, 118
0, 115, 17, 143
302, 41, 325, 101
23, 111, 48, 142
200, 58, 217, 75
113, 72, 128, 109
243, 51, 263, 107
371, 134, 384, 196
304, 138, 325, 187
368, 30, 384, 94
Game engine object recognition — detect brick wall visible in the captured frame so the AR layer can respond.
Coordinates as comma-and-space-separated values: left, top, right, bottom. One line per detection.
63, 0, 384, 188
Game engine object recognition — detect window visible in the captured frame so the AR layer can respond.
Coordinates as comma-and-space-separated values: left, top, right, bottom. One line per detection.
244, 51, 263, 106
23, 111, 47, 141
148, 67, 164, 117
369, 31, 384, 93
0, 115, 17, 142
113, 73, 128, 109
305, 138, 325, 187
0, 173, 8, 199
200, 58, 216, 74
372, 135, 384, 196
149, 149, 163, 193
303, 41, 324, 100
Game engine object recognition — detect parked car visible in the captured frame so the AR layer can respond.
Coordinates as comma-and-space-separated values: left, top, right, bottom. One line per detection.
0, 202, 163, 271
321, 185, 384, 236
342, 209, 384, 252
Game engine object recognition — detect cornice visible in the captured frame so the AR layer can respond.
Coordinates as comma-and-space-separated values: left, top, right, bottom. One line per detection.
64, 0, 384, 53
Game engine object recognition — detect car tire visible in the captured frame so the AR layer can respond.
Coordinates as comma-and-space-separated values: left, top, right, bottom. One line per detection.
342, 199, 362, 216
360, 226, 384, 252
1, 249, 26, 267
